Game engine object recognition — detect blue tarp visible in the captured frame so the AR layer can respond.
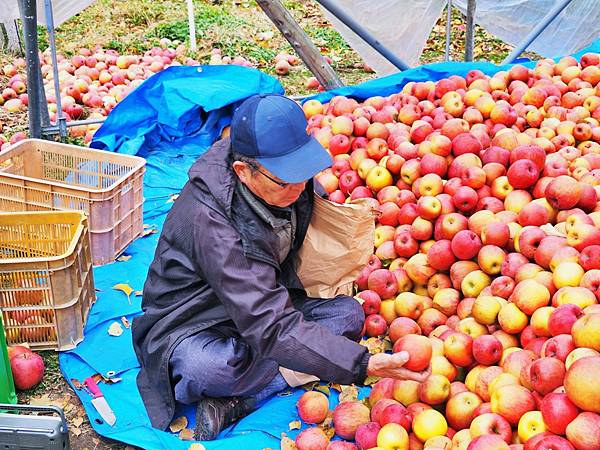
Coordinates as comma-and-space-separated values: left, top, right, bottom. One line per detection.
61, 39, 600, 450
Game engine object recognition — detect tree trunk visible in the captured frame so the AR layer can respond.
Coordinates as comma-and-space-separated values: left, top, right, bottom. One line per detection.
0, 21, 22, 54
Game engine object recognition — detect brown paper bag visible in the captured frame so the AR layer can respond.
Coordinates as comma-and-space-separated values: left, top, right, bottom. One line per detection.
296, 193, 377, 298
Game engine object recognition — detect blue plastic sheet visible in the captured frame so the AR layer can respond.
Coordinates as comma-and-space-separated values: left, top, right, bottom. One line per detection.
60, 39, 600, 450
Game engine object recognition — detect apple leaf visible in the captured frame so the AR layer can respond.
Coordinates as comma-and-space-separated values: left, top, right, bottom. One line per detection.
188, 444, 206, 450
338, 385, 359, 403
361, 337, 386, 354
72, 416, 84, 428
108, 322, 123, 337
302, 381, 319, 391
320, 412, 335, 439
314, 385, 330, 396
169, 416, 188, 433
280, 433, 297, 450
179, 428, 194, 441
363, 375, 380, 386
113, 283, 134, 305
288, 420, 301, 430
142, 224, 159, 237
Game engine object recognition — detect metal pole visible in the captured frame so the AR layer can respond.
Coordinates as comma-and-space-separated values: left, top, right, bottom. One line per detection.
45, 0, 67, 141
502, 0, 574, 64
42, 117, 106, 136
18, 0, 42, 138
465, 0, 476, 61
315, 0, 410, 71
186, 0, 197, 52
255, 0, 343, 90
445, 0, 452, 61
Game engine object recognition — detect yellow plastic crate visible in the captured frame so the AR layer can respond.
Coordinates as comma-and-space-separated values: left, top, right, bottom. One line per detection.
0, 211, 95, 351
0, 139, 145, 265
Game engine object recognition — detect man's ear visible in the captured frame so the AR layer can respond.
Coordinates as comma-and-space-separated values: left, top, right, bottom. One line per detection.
232, 161, 250, 184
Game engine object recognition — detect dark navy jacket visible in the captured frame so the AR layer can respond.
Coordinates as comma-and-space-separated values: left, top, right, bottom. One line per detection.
132, 138, 369, 429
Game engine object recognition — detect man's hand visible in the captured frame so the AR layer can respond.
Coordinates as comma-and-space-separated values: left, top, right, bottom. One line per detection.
366, 351, 431, 383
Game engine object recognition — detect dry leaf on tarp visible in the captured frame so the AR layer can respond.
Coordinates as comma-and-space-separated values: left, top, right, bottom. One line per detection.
338, 385, 359, 403
179, 428, 194, 441
108, 322, 123, 337
121, 316, 131, 328
280, 433, 297, 450
314, 385, 330, 396
363, 376, 381, 386
361, 337, 386, 354
288, 420, 301, 430
169, 416, 188, 433
320, 412, 335, 439
113, 283, 134, 304
188, 444, 206, 450
116, 255, 132, 262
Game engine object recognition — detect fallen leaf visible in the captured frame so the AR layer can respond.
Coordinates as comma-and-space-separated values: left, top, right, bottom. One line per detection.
167, 193, 179, 203
321, 412, 333, 430
338, 385, 359, 403
363, 376, 380, 386
321, 423, 335, 440
280, 433, 297, 450
288, 420, 301, 430
134, 290, 143, 296
142, 229, 157, 237
28, 394, 51, 406
116, 255, 132, 262
169, 416, 188, 433
179, 428, 194, 441
121, 316, 131, 328
330, 383, 342, 392
188, 445, 206, 450
108, 322, 123, 337
314, 385, 330, 396
71, 379, 82, 390
72, 417, 84, 427
361, 337, 386, 354
301, 381, 319, 391
113, 283, 134, 304
71, 427, 81, 436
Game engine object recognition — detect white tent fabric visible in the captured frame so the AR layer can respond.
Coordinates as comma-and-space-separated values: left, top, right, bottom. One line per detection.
0, 0, 96, 28
321, 0, 600, 76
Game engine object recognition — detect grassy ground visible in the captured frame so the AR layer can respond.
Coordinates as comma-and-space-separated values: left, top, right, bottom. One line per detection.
1, 1, 532, 448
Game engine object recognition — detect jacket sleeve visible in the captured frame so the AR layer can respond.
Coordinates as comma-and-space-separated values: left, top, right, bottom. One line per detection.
194, 205, 369, 385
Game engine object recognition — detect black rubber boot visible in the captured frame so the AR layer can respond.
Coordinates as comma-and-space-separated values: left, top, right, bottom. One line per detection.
194, 396, 256, 441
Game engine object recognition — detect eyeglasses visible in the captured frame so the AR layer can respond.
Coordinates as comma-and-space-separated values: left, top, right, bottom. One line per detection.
248, 162, 292, 188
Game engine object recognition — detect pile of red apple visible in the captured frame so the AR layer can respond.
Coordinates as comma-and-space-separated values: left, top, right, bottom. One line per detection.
294, 53, 600, 450
6, 345, 45, 391
0, 40, 259, 151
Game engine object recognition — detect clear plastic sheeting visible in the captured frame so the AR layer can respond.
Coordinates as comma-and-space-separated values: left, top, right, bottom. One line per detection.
452, 0, 600, 61
319, 0, 446, 75
320, 0, 600, 76
0, 0, 96, 28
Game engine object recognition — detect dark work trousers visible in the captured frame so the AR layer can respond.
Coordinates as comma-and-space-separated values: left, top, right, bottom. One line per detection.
169, 294, 365, 405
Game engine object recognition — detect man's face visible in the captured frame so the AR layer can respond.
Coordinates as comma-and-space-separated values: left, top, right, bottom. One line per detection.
233, 161, 307, 208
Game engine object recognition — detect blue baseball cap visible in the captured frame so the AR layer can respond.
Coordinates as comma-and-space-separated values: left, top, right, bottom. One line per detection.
230, 93, 333, 183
